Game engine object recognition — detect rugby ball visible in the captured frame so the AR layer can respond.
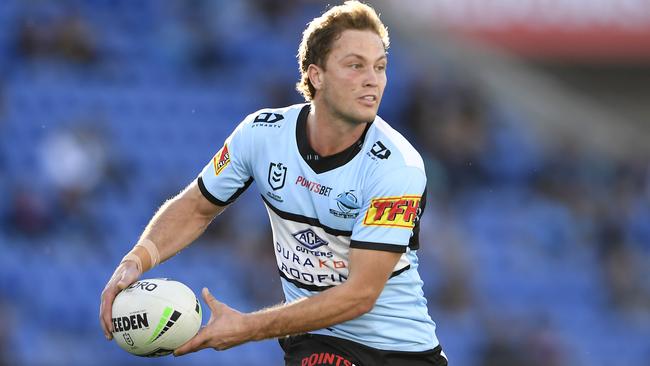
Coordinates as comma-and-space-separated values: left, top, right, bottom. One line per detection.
111, 278, 202, 357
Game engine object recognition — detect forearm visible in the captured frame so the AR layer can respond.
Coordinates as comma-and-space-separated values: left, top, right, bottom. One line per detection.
246, 280, 374, 341
126, 181, 223, 272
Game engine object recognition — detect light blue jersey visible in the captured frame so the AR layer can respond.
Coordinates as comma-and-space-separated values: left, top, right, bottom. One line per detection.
198, 104, 439, 352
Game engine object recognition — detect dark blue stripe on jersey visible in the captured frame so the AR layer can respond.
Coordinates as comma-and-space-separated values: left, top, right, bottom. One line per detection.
350, 240, 406, 253
390, 265, 411, 278
261, 195, 352, 237
280, 265, 411, 292
278, 269, 334, 292
197, 176, 254, 207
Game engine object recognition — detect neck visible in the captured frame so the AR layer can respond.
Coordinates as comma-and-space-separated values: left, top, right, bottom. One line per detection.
306, 102, 369, 157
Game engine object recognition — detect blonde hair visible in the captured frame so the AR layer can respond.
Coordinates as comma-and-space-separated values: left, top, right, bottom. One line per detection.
296, 1, 389, 101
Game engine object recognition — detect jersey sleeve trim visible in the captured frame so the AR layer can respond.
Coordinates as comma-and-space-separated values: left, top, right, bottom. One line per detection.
349, 240, 407, 253
197, 176, 254, 207
197, 176, 228, 206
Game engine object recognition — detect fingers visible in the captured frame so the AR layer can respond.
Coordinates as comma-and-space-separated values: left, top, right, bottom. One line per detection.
173, 327, 209, 357
174, 288, 225, 356
100, 288, 116, 340
116, 262, 139, 290
201, 287, 221, 313
99, 262, 140, 341
116, 270, 130, 290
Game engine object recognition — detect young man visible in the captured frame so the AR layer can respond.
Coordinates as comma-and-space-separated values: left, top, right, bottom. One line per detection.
100, 1, 447, 365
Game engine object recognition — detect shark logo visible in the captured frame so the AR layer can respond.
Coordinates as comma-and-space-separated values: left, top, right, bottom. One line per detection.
330, 190, 362, 219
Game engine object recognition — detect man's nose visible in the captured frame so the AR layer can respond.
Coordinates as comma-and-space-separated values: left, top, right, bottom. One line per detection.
363, 67, 379, 87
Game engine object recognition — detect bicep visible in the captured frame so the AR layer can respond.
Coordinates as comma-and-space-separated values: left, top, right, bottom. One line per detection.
181, 179, 227, 219
346, 248, 402, 298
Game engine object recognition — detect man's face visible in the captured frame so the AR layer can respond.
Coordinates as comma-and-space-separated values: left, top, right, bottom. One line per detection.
316, 29, 387, 125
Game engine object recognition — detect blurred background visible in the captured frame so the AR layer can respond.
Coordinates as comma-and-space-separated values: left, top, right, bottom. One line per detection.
0, 0, 649, 365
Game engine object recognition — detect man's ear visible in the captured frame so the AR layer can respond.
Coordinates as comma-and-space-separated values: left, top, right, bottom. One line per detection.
308, 64, 323, 91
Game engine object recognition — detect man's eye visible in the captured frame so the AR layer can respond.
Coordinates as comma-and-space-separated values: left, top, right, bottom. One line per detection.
351, 64, 362, 70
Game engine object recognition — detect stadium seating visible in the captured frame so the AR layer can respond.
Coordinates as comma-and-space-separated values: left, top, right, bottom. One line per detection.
0, 1, 648, 365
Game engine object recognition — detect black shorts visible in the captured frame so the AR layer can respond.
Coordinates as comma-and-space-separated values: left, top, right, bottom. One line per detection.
279, 333, 448, 366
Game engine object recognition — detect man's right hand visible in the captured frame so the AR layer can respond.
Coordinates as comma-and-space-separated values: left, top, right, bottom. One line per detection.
99, 260, 141, 340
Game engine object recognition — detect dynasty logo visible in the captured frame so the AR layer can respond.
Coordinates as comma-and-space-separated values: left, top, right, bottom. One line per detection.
363, 195, 421, 228
369, 140, 391, 160
253, 112, 284, 124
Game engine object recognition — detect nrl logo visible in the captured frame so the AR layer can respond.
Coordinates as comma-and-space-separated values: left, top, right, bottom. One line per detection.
268, 162, 287, 190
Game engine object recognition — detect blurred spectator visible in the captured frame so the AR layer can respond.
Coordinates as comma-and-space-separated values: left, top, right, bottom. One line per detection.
37, 122, 128, 240
424, 213, 475, 314
598, 221, 650, 315
3, 184, 53, 238
15, 14, 98, 64
523, 318, 567, 366
404, 78, 490, 195
250, 0, 306, 27
0, 300, 12, 366
478, 317, 529, 366
478, 314, 566, 366
165, 2, 230, 75
39, 124, 109, 195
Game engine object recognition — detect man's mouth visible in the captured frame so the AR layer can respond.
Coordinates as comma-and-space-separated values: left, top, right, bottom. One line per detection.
359, 95, 377, 104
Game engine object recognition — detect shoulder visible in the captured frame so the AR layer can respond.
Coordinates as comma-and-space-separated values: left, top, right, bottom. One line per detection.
227, 104, 306, 150
364, 116, 425, 177
237, 103, 306, 132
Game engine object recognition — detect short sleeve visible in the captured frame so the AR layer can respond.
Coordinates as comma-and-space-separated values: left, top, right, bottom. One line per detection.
197, 119, 254, 206
350, 166, 426, 253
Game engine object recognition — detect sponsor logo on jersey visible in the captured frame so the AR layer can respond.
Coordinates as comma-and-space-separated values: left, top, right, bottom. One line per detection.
329, 190, 361, 219
293, 229, 328, 250
302, 352, 357, 366
369, 140, 391, 160
212, 144, 230, 176
268, 162, 287, 190
276, 242, 347, 286
253, 112, 284, 124
295, 176, 332, 197
363, 195, 421, 228
294, 244, 333, 258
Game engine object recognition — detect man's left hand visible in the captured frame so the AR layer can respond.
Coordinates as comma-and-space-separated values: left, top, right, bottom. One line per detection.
174, 287, 251, 356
